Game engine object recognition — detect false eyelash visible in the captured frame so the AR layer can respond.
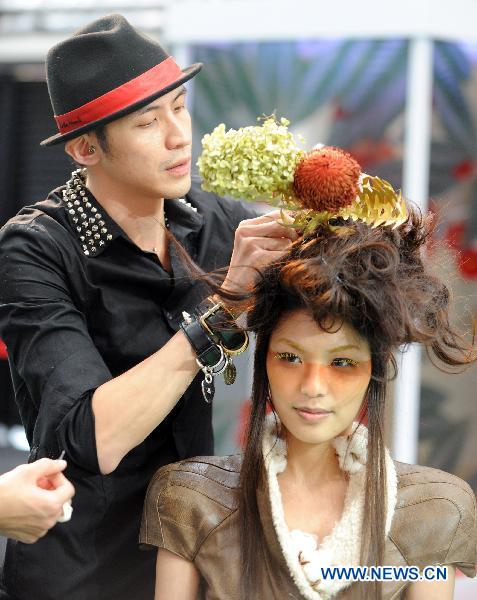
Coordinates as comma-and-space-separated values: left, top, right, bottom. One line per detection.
273, 352, 299, 360
333, 358, 359, 367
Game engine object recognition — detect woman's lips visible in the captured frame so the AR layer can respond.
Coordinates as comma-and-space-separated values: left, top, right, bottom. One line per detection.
166, 157, 191, 176
294, 407, 332, 422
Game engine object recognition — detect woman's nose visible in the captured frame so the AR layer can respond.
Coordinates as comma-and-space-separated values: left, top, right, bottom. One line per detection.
299, 363, 329, 398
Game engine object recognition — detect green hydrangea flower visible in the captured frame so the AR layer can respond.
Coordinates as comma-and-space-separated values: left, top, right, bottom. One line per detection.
197, 117, 303, 204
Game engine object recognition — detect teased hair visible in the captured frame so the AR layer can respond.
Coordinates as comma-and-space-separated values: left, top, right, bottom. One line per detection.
236, 206, 475, 599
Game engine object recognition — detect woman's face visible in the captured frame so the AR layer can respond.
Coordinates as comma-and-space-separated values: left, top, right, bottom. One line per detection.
266, 309, 372, 445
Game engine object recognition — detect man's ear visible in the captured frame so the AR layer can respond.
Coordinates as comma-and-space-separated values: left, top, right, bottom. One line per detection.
65, 135, 100, 166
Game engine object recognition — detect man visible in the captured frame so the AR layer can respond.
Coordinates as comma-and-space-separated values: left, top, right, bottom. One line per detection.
0, 13, 296, 600
0, 459, 74, 544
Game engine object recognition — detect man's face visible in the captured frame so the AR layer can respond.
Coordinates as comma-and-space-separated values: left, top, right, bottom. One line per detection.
95, 86, 192, 201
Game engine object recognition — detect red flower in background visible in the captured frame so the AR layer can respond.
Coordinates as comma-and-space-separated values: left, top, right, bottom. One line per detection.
442, 220, 477, 280
445, 221, 465, 250
235, 400, 252, 448
334, 103, 351, 121
347, 139, 395, 171
0, 339, 8, 361
459, 247, 477, 279
451, 159, 475, 181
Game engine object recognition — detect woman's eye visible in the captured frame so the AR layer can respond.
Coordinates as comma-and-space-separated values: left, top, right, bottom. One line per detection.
274, 352, 302, 364
331, 358, 358, 368
174, 104, 185, 112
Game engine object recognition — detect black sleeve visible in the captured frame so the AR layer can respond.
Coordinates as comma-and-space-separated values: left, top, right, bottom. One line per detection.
0, 219, 112, 472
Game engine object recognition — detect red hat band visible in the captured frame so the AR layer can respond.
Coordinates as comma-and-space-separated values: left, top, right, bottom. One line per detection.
54, 56, 183, 135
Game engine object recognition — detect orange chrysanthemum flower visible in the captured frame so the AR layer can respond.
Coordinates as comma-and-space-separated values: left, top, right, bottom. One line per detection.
293, 146, 361, 212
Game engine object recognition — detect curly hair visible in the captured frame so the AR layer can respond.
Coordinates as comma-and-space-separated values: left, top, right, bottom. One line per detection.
237, 206, 475, 599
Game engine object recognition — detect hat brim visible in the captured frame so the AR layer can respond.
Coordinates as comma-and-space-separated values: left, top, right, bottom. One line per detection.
41, 62, 202, 147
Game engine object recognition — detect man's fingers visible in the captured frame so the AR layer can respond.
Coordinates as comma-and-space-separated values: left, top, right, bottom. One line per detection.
50, 476, 75, 505
237, 220, 298, 242
37, 476, 55, 491
42, 470, 67, 489
30, 458, 67, 480
241, 236, 294, 253
237, 210, 299, 241
242, 209, 293, 224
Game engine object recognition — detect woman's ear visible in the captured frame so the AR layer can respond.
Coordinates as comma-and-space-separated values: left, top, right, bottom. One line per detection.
64, 135, 100, 166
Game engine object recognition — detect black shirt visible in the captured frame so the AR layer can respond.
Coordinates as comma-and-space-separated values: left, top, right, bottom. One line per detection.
0, 175, 256, 600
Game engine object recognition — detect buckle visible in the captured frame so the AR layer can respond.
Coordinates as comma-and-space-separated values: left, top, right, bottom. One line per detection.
199, 302, 249, 355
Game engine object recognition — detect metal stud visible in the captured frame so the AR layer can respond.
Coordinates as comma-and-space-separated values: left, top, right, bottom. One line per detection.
63, 169, 116, 254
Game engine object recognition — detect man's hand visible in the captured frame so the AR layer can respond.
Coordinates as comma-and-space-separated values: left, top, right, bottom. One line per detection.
222, 211, 299, 293
0, 458, 75, 543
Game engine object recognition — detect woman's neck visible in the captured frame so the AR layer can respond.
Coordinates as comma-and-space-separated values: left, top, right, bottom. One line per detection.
281, 434, 344, 489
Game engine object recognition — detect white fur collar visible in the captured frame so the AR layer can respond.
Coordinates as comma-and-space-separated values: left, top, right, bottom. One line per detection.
262, 415, 397, 599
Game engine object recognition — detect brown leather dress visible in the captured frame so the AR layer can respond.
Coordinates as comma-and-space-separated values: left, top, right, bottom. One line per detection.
140, 455, 477, 599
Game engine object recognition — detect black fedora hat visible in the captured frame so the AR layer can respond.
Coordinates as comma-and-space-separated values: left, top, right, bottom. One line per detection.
41, 13, 202, 146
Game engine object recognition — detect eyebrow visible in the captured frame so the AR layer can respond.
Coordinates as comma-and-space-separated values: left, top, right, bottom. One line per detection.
135, 86, 187, 116
275, 338, 362, 354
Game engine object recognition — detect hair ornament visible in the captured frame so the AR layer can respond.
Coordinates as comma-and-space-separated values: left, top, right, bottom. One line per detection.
197, 117, 407, 233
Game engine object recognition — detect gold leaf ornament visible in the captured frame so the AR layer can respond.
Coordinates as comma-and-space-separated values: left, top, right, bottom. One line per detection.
338, 174, 408, 229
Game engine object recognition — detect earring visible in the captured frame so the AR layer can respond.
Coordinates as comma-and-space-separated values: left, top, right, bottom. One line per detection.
88, 146, 96, 154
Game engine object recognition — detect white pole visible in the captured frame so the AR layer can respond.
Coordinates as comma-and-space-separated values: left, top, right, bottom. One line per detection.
392, 38, 434, 463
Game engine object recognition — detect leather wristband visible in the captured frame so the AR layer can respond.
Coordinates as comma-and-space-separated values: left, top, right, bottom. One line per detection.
180, 312, 223, 368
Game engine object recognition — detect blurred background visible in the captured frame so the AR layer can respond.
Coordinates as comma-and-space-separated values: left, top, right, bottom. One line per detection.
0, 1, 476, 595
